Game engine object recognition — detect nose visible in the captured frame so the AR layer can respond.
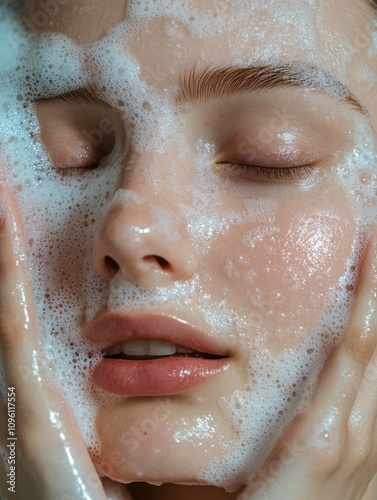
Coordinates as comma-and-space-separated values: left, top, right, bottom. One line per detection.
92, 190, 197, 287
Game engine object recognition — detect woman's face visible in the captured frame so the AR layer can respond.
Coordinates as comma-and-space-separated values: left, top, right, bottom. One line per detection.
6, 0, 377, 492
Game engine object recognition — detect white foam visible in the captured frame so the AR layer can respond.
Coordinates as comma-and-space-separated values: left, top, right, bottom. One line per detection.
199, 233, 361, 490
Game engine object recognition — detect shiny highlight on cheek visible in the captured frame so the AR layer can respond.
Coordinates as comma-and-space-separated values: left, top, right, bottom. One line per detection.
283, 212, 348, 278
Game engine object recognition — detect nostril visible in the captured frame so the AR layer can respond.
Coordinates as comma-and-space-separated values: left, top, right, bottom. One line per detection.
144, 255, 171, 271
104, 256, 120, 276
155, 256, 170, 270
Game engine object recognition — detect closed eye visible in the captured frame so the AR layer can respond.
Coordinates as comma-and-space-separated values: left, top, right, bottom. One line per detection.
51, 134, 116, 177
35, 93, 124, 178
215, 162, 314, 182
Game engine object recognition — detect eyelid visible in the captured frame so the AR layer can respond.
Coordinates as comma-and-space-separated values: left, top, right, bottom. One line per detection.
47, 136, 100, 169
36, 95, 125, 179
40, 127, 114, 179
215, 162, 315, 182
220, 137, 318, 167
40, 120, 118, 173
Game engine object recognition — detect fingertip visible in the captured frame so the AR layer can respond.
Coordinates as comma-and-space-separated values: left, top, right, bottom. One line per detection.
0, 179, 26, 236
344, 226, 377, 364
0, 178, 13, 233
369, 226, 377, 283
355, 225, 377, 294
0, 181, 29, 281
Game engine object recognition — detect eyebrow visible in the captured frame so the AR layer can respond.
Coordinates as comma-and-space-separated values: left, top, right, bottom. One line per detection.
40, 84, 113, 110
176, 64, 366, 114
42, 63, 366, 116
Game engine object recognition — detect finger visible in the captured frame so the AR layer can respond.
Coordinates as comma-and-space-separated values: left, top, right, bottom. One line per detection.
294, 229, 377, 471
254, 231, 377, 477
346, 343, 377, 469
312, 229, 377, 423
344, 231, 377, 366
0, 182, 38, 359
0, 181, 107, 499
347, 233, 377, 462
0, 182, 46, 412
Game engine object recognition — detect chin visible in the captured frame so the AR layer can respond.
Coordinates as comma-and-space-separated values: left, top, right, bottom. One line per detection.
94, 395, 236, 486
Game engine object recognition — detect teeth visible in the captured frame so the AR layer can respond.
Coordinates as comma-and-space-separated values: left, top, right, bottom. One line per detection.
121, 340, 149, 356
177, 346, 194, 354
106, 340, 198, 357
146, 340, 177, 356
106, 344, 122, 356
121, 340, 178, 356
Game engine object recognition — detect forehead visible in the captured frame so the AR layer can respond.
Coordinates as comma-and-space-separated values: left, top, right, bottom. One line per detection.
24, 0, 377, 128
23, 1, 375, 77
24, 1, 371, 46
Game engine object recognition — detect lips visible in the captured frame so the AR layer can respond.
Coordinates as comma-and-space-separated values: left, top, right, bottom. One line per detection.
85, 313, 230, 395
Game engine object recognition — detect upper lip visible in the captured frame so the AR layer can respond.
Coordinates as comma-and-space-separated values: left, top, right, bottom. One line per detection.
84, 312, 230, 356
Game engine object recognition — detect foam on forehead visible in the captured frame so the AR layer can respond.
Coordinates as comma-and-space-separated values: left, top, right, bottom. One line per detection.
123, 0, 317, 39
117, 0, 369, 83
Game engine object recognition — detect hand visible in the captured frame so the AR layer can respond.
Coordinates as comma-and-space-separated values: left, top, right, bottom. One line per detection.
0, 180, 111, 500
240, 231, 377, 500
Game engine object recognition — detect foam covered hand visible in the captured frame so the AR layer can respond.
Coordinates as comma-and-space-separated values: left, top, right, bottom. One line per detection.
0, 180, 110, 500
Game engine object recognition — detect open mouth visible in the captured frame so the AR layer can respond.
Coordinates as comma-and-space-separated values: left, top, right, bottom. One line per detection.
104, 339, 226, 360
87, 313, 230, 395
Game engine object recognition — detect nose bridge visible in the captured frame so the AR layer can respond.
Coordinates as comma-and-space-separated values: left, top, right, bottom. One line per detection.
92, 185, 197, 287
119, 149, 184, 201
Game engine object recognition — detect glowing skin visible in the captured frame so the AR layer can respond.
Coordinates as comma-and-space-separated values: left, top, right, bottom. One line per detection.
0, 0, 376, 499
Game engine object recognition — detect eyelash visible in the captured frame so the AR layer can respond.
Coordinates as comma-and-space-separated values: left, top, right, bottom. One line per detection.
54, 165, 98, 177
216, 162, 313, 182
54, 162, 313, 182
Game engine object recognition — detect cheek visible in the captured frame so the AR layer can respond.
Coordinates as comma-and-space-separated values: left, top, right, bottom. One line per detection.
283, 212, 352, 284
211, 206, 356, 353
274, 212, 354, 337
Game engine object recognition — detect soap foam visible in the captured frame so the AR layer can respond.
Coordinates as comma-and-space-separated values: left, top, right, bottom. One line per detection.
199, 237, 361, 490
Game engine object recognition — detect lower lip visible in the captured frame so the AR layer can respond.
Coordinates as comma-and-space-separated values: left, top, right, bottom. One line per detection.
92, 357, 230, 395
